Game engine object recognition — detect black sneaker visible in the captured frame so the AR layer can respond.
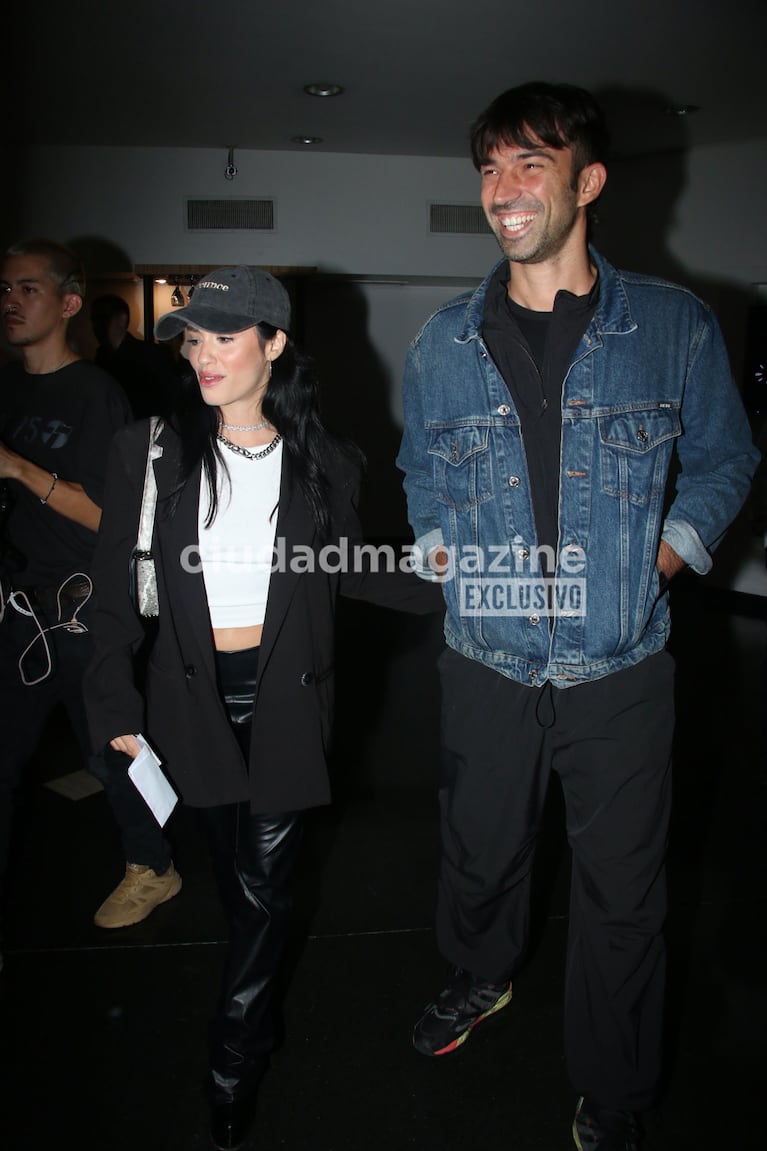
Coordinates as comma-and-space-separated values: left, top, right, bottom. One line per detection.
573, 1096, 642, 1151
412, 968, 512, 1056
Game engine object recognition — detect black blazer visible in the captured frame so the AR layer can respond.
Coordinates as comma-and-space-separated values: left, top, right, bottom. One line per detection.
85, 420, 441, 812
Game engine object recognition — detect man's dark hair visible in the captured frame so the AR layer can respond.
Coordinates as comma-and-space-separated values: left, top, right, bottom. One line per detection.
3, 238, 86, 299
470, 82, 610, 180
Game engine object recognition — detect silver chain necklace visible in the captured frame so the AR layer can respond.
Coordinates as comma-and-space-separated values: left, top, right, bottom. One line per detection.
217, 432, 282, 460
219, 419, 270, 431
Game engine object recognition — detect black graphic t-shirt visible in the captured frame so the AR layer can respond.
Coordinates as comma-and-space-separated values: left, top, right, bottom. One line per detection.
0, 359, 132, 585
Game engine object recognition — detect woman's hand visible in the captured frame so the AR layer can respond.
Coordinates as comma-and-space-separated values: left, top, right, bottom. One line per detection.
110, 734, 142, 758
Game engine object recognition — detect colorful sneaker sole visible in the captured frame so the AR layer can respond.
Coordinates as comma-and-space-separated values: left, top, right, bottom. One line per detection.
424, 984, 513, 1056
572, 1096, 641, 1151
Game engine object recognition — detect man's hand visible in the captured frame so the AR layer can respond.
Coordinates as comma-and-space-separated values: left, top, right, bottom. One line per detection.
657, 539, 686, 582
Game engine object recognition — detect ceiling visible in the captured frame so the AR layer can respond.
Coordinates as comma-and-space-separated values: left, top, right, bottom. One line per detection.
8, 0, 767, 161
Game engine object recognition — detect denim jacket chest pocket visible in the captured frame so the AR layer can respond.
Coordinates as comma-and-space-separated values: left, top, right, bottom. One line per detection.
598, 405, 681, 506
427, 423, 494, 511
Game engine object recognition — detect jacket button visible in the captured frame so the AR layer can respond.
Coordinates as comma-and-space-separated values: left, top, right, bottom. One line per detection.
184, 664, 197, 678
508, 475, 521, 488
497, 403, 511, 416
528, 615, 541, 626
300, 672, 314, 686
518, 547, 530, 561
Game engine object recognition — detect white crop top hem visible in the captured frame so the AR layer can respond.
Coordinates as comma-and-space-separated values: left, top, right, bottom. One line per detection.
197, 441, 282, 628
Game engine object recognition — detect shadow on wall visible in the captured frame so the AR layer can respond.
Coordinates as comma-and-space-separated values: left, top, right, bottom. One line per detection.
594, 84, 765, 596
301, 276, 412, 541
67, 235, 135, 357
594, 84, 758, 372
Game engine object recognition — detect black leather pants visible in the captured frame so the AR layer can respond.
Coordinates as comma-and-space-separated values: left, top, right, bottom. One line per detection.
199, 647, 304, 1105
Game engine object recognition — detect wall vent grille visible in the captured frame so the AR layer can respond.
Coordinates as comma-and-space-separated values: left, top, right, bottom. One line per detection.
186, 199, 275, 231
429, 203, 491, 235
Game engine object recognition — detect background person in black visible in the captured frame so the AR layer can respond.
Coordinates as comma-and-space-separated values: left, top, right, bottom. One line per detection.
0, 238, 179, 950
90, 292, 176, 419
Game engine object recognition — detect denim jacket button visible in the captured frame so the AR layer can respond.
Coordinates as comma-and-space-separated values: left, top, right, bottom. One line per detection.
508, 475, 521, 488
518, 547, 530, 560
528, 615, 541, 626
497, 403, 511, 416
528, 668, 538, 680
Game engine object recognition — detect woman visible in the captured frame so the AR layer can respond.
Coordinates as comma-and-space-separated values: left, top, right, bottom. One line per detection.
84, 266, 438, 1150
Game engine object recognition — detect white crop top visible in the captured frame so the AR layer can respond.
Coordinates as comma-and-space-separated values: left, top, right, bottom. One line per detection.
198, 441, 282, 628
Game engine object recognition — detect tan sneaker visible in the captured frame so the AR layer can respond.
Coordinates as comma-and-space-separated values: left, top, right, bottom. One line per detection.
94, 862, 182, 929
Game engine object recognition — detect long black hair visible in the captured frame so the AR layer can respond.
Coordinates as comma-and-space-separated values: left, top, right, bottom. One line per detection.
167, 322, 345, 540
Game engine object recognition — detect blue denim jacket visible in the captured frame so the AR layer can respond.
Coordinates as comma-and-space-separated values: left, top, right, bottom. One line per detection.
397, 249, 760, 687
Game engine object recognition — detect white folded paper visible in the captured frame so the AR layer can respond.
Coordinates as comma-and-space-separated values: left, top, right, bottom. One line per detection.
128, 734, 178, 827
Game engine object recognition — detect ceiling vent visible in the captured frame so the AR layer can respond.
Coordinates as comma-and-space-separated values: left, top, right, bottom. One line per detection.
186, 198, 275, 231
429, 203, 492, 235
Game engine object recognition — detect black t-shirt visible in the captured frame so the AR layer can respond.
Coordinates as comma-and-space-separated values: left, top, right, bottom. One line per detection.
483, 264, 598, 559
0, 359, 132, 585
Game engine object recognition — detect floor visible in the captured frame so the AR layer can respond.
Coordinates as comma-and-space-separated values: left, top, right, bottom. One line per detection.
1, 578, 765, 1151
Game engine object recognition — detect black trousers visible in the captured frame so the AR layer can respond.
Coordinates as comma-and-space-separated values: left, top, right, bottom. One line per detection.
436, 646, 675, 1113
0, 589, 171, 898
199, 646, 304, 1104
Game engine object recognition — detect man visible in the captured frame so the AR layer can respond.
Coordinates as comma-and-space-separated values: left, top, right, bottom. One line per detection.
0, 239, 181, 945
90, 292, 175, 419
397, 84, 759, 1150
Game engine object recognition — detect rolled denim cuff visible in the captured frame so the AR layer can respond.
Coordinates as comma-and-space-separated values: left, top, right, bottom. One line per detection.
661, 519, 712, 575
411, 528, 445, 581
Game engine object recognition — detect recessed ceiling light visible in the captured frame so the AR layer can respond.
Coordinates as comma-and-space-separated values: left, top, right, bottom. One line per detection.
303, 82, 344, 98
664, 104, 700, 117
291, 135, 323, 145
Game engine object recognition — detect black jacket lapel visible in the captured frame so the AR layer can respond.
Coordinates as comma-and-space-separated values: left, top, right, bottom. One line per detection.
154, 448, 217, 679
258, 452, 316, 675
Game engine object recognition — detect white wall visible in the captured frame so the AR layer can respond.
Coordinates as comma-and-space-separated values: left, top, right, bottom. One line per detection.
662, 139, 767, 285
599, 138, 767, 283
19, 137, 767, 285
19, 146, 498, 278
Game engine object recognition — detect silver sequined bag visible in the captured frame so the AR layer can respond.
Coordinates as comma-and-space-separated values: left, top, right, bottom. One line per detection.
129, 417, 163, 618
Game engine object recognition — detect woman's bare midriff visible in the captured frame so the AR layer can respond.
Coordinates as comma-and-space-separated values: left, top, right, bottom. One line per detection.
213, 624, 264, 652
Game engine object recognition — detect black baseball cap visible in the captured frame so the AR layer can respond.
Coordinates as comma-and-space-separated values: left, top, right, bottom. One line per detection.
155, 265, 290, 339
